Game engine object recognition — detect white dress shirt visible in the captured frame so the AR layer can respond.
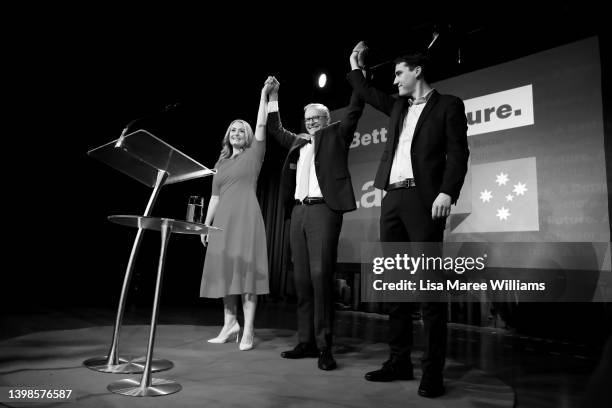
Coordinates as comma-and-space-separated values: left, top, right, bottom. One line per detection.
268, 101, 322, 199
389, 89, 435, 184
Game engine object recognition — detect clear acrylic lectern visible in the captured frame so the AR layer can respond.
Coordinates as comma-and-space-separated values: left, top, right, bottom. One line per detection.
84, 130, 215, 374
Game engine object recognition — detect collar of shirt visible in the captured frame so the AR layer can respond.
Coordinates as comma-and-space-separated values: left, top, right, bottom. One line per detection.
408, 88, 435, 106
299, 135, 313, 144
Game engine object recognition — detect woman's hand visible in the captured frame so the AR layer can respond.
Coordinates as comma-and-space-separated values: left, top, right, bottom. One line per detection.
269, 76, 279, 101
262, 76, 275, 98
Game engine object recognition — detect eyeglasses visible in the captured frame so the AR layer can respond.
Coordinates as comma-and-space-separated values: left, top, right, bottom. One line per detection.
304, 115, 326, 123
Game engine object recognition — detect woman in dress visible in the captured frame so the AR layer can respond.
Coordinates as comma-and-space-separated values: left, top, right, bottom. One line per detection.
200, 78, 273, 351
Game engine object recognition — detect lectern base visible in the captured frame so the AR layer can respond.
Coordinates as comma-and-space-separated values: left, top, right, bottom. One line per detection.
83, 356, 173, 374
107, 378, 182, 397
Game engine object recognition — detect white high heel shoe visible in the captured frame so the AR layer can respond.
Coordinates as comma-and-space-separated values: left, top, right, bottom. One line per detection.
207, 322, 240, 344
239, 330, 254, 351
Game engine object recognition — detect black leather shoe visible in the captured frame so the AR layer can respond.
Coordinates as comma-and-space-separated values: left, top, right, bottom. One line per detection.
365, 360, 414, 382
317, 348, 337, 371
281, 343, 319, 359
418, 381, 445, 398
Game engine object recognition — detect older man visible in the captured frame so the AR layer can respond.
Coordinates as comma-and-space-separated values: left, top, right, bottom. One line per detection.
267, 74, 364, 371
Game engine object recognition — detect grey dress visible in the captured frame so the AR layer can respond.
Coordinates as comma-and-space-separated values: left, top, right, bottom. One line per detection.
200, 138, 269, 298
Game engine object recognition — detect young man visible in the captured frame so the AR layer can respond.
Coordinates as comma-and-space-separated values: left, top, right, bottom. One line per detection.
347, 42, 469, 397
267, 75, 364, 371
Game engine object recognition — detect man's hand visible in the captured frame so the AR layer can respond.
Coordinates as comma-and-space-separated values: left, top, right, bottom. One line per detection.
350, 41, 368, 74
201, 232, 209, 247
431, 192, 452, 220
269, 76, 280, 102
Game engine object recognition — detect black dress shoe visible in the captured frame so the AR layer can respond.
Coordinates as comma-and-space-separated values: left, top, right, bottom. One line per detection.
318, 348, 337, 371
365, 360, 414, 382
418, 381, 445, 398
281, 343, 319, 359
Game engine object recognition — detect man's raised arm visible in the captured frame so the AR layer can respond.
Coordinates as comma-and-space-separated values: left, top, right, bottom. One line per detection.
347, 41, 395, 116
267, 77, 298, 149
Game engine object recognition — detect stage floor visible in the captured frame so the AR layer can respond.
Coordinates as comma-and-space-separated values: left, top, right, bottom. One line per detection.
0, 303, 602, 407
0, 324, 514, 407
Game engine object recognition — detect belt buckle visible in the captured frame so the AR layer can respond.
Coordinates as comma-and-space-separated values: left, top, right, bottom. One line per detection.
303, 197, 321, 205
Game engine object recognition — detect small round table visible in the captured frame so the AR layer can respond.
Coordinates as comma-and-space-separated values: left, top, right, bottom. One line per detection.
105, 215, 221, 397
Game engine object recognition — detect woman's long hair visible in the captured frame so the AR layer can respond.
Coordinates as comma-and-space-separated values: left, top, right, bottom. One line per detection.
217, 119, 254, 163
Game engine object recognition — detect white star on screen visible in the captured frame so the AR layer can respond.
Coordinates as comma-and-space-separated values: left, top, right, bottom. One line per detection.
506, 194, 514, 202
513, 182, 527, 196
496, 172, 509, 186
480, 190, 493, 203
496, 207, 511, 221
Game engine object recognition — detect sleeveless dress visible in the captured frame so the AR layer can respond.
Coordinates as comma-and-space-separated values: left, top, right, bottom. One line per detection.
200, 138, 269, 297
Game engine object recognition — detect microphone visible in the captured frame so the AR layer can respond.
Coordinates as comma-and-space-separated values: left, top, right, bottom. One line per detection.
116, 102, 181, 146
119, 102, 182, 136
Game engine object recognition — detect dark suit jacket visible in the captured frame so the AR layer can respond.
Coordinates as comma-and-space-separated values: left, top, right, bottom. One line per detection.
347, 69, 469, 209
267, 91, 364, 213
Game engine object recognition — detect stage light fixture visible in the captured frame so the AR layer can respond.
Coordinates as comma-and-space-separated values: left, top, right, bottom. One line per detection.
318, 73, 327, 88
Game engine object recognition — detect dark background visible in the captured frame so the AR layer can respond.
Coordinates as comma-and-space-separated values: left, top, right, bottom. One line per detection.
5, 6, 611, 344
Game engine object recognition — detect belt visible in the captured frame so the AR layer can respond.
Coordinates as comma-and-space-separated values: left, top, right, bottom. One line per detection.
387, 178, 416, 190
295, 197, 325, 205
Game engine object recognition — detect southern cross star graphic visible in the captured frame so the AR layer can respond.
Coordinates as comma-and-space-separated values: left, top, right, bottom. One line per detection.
479, 174, 529, 222
451, 157, 539, 233
513, 182, 528, 196
480, 190, 493, 202
496, 206, 511, 221
496, 172, 509, 186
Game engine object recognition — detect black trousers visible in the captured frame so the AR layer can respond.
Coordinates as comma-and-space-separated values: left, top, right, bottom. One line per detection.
380, 187, 447, 380
290, 203, 343, 349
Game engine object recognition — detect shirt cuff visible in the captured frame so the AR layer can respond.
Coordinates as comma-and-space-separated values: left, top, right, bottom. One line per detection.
267, 101, 279, 112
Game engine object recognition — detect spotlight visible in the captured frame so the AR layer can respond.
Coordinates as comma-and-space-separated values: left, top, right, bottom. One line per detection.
318, 73, 327, 88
